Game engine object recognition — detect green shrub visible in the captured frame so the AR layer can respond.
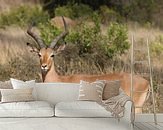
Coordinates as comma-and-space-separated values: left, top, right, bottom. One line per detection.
125, 0, 156, 23
0, 5, 49, 27
151, 44, 163, 56
151, 35, 163, 57
72, 4, 93, 18
104, 22, 130, 58
65, 13, 102, 55
38, 21, 61, 45
55, 4, 93, 19
99, 6, 122, 24
55, 6, 74, 19
66, 16, 129, 58
65, 23, 98, 54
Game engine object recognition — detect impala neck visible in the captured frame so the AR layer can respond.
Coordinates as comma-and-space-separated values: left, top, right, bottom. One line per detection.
42, 62, 59, 82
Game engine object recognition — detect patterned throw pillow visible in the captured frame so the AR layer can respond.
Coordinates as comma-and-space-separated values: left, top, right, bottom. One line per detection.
0, 80, 13, 101
1, 88, 34, 103
0, 80, 13, 89
102, 80, 120, 100
78, 80, 105, 102
10, 78, 37, 100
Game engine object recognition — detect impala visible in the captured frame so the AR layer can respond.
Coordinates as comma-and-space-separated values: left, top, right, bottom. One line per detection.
27, 17, 149, 113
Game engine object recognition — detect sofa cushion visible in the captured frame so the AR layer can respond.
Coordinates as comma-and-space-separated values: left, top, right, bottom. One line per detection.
0, 101, 54, 117
78, 80, 105, 102
102, 80, 120, 100
1, 88, 34, 103
10, 78, 37, 100
55, 101, 112, 117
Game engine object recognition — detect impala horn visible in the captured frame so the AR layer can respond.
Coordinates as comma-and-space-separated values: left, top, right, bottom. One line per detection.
50, 16, 68, 49
27, 22, 46, 49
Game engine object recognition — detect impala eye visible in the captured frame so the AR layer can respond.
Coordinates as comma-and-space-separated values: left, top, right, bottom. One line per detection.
51, 54, 54, 58
38, 53, 41, 57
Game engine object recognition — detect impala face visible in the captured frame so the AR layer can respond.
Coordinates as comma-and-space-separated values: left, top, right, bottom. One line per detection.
27, 16, 68, 72
39, 48, 54, 72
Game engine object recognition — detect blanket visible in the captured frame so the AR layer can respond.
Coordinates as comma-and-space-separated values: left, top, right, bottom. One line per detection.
98, 88, 135, 124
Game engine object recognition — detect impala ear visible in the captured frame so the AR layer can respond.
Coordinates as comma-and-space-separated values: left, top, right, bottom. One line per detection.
27, 42, 39, 53
54, 44, 66, 55
57, 44, 66, 51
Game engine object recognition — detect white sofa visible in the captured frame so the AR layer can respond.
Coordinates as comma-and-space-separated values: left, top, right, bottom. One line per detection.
0, 83, 133, 130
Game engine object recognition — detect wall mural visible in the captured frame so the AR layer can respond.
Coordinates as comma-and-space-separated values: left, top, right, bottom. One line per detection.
0, 1, 162, 113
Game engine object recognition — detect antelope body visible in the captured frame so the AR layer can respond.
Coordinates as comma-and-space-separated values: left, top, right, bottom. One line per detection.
27, 17, 149, 113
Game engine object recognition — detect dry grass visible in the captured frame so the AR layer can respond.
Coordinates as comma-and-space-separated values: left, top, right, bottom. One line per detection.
128, 22, 163, 40
0, 27, 27, 64
127, 22, 163, 68
0, 0, 39, 13
0, 27, 40, 81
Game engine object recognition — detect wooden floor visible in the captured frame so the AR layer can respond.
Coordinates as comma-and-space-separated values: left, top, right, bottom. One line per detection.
134, 122, 163, 130
134, 114, 163, 130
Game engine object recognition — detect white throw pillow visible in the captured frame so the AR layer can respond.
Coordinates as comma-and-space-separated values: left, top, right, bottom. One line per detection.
78, 80, 105, 102
10, 78, 37, 100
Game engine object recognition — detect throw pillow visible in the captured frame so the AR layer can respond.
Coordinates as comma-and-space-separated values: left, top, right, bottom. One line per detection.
102, 80, 120, 100
1, 88, 34, 103
78, 80, 105, 102
0, 80, 13, 89
10, 78, 37, 100
0, 80, 13, 101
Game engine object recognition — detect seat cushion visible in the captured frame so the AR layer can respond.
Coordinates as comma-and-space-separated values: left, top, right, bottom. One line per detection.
0, 101, 54, 117
55, 101, 112, 117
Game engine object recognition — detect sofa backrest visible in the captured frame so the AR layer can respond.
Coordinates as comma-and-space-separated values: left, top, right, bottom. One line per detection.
36, 83, 80, 105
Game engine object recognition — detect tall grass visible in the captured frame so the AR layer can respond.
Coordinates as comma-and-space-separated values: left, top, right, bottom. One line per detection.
128, 22, 163, 67
0, 27, 40, 81
0, 26, 128, 81
0, 0, 39, 13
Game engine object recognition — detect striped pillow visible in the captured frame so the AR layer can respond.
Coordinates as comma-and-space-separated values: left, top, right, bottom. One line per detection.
78, 80, 105, 102
1, 88, 34, 103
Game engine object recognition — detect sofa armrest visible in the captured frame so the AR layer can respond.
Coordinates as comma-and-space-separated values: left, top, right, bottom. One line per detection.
119, 101, 134, 129
123, 101, 134, 123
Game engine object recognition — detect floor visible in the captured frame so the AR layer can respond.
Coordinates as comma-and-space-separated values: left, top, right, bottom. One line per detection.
0, 117, 133, 130
0, 114, 162, 130
134, 122, 163, 130
134, 114, 163, 130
